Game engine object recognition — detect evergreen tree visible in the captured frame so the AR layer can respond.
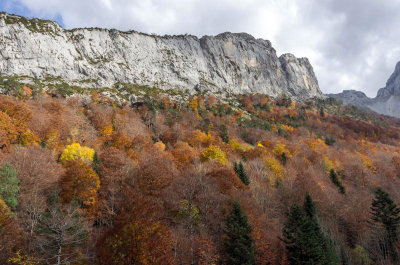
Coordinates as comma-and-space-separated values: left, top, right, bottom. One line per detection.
283, 194, 340, 265
320, 107, 325, 117
304, 192, 316, 219
281, 152, 288, 166
93, 151, 101, 166
0, 163, 19, 208
225, 201, 255, 265
234, 162, 250, 185
370, 188, 400, 261
220, 124, 229, 143
329, 169, 345, 194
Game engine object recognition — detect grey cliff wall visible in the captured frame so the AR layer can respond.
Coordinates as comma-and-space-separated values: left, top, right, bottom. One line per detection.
0, 13, 323, 98
329, 61, 400, 118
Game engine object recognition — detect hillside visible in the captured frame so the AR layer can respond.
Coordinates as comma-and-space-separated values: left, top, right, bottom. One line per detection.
2, 11, 400, 265
0, 83, 400, 264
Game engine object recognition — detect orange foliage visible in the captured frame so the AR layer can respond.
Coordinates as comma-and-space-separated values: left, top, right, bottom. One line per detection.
205, 166, 246, 194
0, 96, 32, 122
60, 161, 100, 213
170, 141, 198, 168
187, 129, 213, 147
0, 111, 37, 148
97, 193, 174, 265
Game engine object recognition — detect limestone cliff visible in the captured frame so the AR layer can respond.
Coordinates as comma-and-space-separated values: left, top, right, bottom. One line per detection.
0, 12, 323, 98
329, 62, 400, 118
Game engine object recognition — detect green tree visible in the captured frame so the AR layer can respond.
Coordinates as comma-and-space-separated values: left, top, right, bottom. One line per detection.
304, 193, 316, 218
320, 107, 325, 117
225, 201, 255, 265
234, 162, 250, 185
220, 124, 229, 143
281, 152, 288, 166
329, 169, 345, 194
0, 163, 20, 208
283, 194, 340, 265
370, 188, 400, 261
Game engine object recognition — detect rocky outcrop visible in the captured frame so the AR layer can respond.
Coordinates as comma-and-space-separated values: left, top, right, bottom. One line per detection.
327, 90, 373, 107
329, 62, 400, 117
0, 13, 323, 98
376, 62, 400, 99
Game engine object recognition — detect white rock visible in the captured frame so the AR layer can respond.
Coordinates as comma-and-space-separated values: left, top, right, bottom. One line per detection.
0, 13, 323, 99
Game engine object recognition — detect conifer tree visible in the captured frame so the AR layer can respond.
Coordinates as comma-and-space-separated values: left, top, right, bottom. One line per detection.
304, 192, 316, 218
329, 169, 345, 194
220, 124, 229, 143
0, 163, 19, 208
225, 201, 255, 265
370, 188, 400, 261
283, 194, 340, 265
234, 162, 250, 185
281, 152, 287, 166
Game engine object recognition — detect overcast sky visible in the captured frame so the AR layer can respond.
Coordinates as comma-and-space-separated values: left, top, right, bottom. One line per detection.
1, 0, 400, 97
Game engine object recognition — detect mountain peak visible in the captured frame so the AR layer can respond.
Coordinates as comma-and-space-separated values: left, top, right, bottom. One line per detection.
329, 61, 400, 117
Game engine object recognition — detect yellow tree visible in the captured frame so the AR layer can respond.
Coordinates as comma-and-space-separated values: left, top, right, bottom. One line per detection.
59, 143, 95, 164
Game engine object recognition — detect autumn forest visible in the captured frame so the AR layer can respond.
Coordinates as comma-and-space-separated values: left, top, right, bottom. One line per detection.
1, 82, 400, 265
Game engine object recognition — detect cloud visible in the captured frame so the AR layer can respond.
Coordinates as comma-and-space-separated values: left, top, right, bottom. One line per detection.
4, 0, 400, 97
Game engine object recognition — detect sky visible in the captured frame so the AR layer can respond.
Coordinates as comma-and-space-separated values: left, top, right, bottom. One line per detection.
1, 0, 400, 97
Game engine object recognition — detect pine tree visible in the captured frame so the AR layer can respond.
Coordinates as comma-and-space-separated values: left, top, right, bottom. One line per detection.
281, 152, 287, 166
93, 151, 101, 166
329, 169, 345, 194
370, 188, 400, 261
220, 124, 229, 143
304, 193, 316, 219
0, 163, 19, 208
234, 162, 250, 185
320, 107, 325, 117
225, 201, 255, 265
283, 194, 340, 265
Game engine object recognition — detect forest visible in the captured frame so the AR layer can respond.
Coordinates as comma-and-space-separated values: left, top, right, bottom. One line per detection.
1, 82, 400, 265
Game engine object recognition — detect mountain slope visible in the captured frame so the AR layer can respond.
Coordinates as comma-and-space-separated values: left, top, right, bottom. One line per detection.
329, 61, 400, 117
0, 12, 322, 98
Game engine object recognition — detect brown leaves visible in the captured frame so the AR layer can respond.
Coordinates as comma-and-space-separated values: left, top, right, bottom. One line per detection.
205, 165, 246, 194
97, 192, 174, 265
60, 161, 100, 214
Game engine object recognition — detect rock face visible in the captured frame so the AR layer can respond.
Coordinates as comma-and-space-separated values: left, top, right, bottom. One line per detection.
0, 13, 323, 98
329, 62, 400, 117
327, 90, 373, 107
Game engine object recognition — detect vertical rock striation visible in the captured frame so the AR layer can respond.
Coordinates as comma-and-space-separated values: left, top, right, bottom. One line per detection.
0, 13, 323, 98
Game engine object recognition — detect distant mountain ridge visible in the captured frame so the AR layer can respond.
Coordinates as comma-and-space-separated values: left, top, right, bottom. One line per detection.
0, 12, 323, 99
329, 61, 400, 117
